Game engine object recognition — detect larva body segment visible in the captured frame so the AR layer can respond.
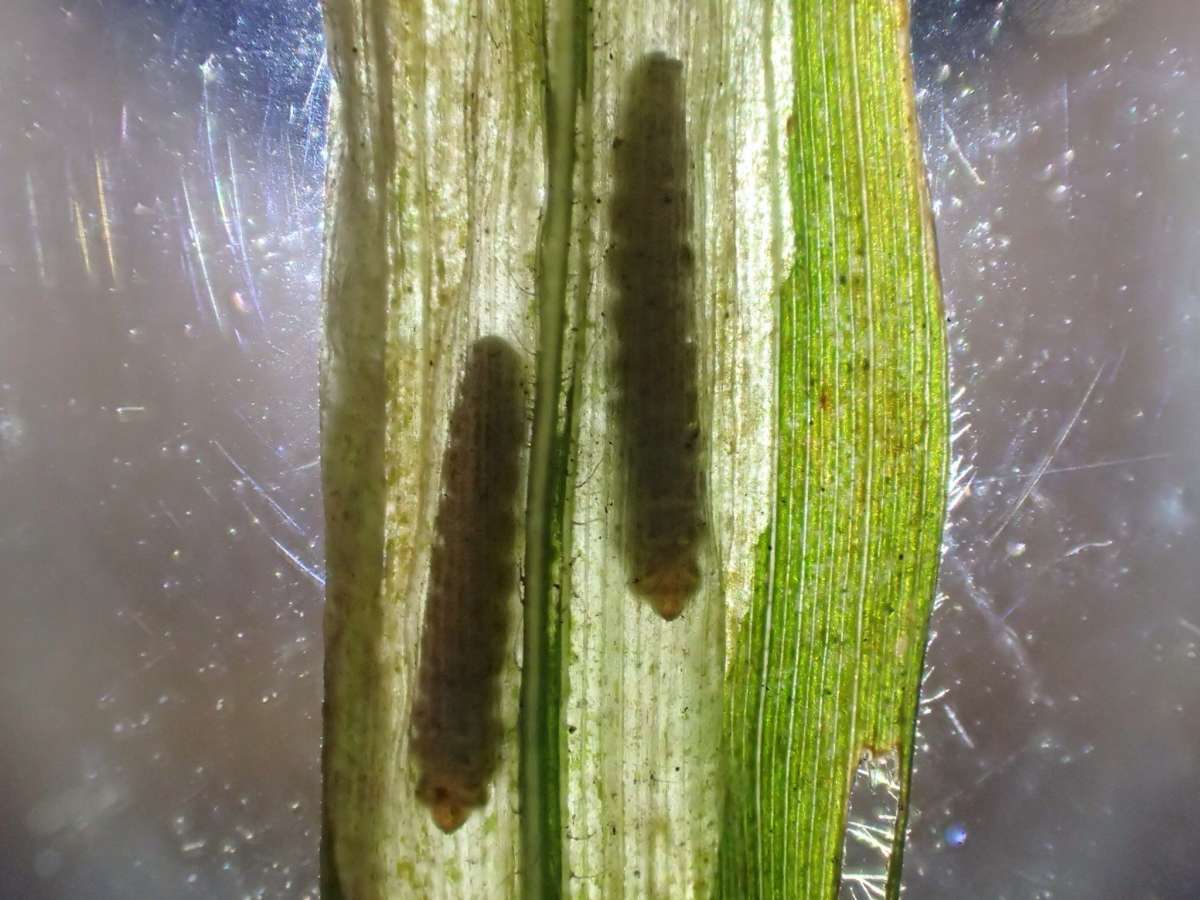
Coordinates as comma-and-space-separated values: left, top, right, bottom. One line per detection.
609, 53, 706, 621
410, 336, 525, 833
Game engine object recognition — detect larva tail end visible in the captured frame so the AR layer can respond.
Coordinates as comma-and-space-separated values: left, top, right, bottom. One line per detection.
633, 558, 700, 621
416, 772, 488, 834
429, 799, 470, 835
654, 591, 686, 622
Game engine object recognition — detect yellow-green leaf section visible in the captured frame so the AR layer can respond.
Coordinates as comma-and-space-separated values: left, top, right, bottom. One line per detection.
719, 1, 947, 898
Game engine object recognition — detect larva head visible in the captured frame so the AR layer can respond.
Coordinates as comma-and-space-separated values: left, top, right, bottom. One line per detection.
416, 771, 489, 834
634, 557, 700, 621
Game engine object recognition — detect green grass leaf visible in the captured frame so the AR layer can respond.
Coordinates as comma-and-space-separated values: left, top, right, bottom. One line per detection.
719, 4, 947, 896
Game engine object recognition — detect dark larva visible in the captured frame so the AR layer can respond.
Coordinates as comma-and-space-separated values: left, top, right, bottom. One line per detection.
410, 336, 525, 833
609, 53, 706, 621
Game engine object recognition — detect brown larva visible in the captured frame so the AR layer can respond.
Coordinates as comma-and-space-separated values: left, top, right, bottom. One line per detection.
608, 52, 706, 621
410, 336, 525, 832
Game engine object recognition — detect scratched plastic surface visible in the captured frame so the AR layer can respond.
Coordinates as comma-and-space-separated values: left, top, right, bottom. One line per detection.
0, 1, 327, 897
1, 2, 1198, 899
901, 2, 1200, 899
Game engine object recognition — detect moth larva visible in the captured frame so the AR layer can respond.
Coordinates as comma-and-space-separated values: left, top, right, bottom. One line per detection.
609, 52, 706, 621
410, 336, 525, 833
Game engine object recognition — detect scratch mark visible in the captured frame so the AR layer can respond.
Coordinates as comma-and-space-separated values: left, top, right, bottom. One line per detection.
155, 500, 183, 533
1060, 539, 1113, 559
225, 137, 264, 323
211, 439, 306, 537
932, 746, 1024, 811
920, 686, 950, 707
987, 361, 1107, 543
95, 154, 119, 288
944, 116, 986, 186
298, 48, 328, 124
172, 196, 206, 319
299, 50, 329, 169
234, 492, 324, 587
24, 173, 48, 286
125, 610, 154, 638
284, 133, 300, 223
1178, 618, 1200, 640
70, 198, 93, 280
943, 703, 977, 749
977, 452, 1171, 484
944, 556, 1045, 704
200, 59, 232, 233
946, 456, 976, 514
839, 872, 886, 900
266, 531, 325, 587
180, 175, 224, 332
1061, 78, 1073, 217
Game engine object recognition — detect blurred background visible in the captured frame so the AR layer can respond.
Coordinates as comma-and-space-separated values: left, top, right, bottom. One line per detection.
908, 2, 1200, 898
0, 1, 1196, 897
0, 1, 326, 896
